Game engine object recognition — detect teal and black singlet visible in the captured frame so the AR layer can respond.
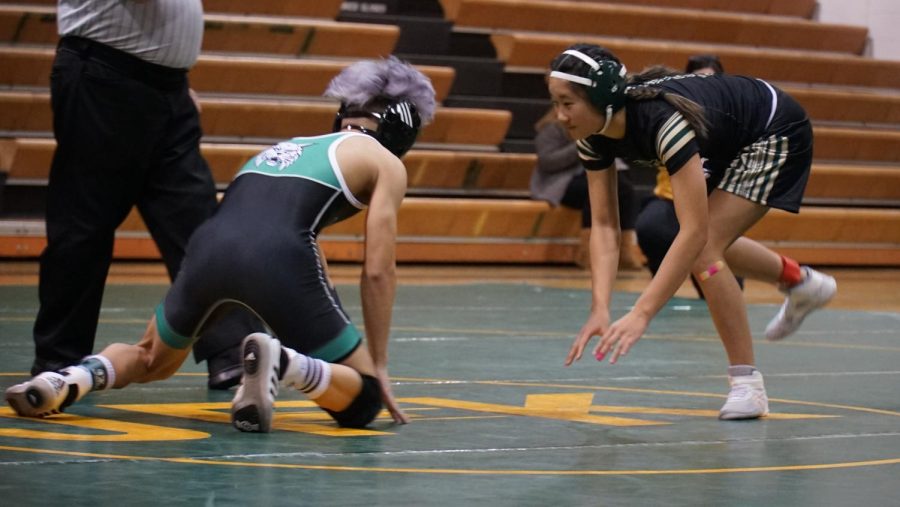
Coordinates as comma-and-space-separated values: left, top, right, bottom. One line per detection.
156, 133, 369, 362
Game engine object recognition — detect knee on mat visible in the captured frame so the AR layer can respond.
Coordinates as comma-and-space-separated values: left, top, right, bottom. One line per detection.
324, 374, 383, 428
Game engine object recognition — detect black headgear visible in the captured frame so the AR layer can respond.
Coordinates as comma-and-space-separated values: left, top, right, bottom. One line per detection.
332, 100, 422, 157
550, 49, 627, 131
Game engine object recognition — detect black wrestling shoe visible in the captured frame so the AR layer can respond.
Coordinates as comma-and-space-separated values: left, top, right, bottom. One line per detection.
207, 348, 243, 390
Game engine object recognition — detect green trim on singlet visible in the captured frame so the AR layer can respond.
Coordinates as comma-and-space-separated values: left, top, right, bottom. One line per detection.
309, 323, 362, 363
155, 303, 194, 350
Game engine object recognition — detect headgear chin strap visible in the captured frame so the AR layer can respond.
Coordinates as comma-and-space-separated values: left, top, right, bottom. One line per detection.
550, 49, 627, 133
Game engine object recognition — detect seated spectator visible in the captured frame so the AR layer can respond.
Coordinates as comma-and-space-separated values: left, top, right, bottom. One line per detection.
685, 54, 724, 75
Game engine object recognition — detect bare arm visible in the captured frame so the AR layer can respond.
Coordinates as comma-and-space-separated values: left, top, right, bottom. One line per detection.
597, 154, 709, 363
360, 153, 408, 422
632, 155, 708, 319
565, 166, 620, 365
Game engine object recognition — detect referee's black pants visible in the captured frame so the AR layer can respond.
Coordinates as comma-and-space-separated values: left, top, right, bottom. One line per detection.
31, 37, 250, 375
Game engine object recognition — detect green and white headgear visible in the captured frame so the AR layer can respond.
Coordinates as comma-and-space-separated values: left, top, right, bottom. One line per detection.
550, 46, 628, 132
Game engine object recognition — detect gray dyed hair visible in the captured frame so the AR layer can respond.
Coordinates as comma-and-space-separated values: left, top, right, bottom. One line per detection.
324, 56, 436, 124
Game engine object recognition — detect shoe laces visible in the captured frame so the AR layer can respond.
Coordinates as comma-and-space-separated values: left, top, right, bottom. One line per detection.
728, 382, 756, 401
726, 383, 753, 402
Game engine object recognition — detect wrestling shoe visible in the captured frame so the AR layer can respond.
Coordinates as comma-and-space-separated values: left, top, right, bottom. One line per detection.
5, 372, 76, 417
231, 333, 281, 433
719, 371, 769, 420
765, 267, 837, 341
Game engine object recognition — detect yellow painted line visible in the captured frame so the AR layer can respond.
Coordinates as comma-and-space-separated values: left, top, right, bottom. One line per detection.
1, 444, 898, 475
2, 374, 897, 419
0, 408, 209, 441
0, 324, 897, 352
474, 379, 900, 417
404, 415, 509, 422
402, 395, 666, 427
161, 456, 900, 475
0, 445, 162, 462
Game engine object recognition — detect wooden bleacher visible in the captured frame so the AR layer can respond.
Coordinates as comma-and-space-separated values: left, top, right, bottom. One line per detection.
745, 208, 900, 266
0, 47, 456, 102
5, 90, 899, 152
202, 0, 345, 18
803, 165, 900, 208
811, 127, 900, 163
0, 91, 512, 147
4, 138, 899, 205
4, 0, 347, 19
3, 136, 898, 266
0, 139, 537, 197
200, 13, 399, 58
439, 0, 818, 19
0, 5, 400, 58
779, 86, 900, 126
7, 45, 899, 128
449, 0, 868, 54
491, 32, 900, 90
0, 197, 584, 263
1, 0, 899, 266
2, 201, 896, 266
462, 2, 898, 265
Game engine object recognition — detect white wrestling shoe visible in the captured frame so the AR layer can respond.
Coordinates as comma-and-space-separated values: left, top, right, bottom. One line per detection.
231, 333, 281, 433
5, 371, 74, 417
765, 267, 837, 341
719, 371, 769, 420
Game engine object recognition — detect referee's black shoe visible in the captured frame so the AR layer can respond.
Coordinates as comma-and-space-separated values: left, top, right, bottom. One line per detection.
207, 347, 243, 390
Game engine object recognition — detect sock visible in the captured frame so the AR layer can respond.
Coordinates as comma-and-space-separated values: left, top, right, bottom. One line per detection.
79, 355, 116, 391
279, 347, 332, 399
728, 365, 757, 377
778, 255, 803, 288
52, 355, 115, 405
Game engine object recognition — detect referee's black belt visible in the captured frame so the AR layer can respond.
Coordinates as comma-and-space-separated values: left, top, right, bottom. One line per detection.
58, 36, 188, 89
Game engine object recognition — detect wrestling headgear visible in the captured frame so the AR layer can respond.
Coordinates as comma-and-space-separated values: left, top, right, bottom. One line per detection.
550, 48, 627, 132
332, 100, 422, 157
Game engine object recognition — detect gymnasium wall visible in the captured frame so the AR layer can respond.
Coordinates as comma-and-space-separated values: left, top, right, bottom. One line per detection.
815, 0, 900, 61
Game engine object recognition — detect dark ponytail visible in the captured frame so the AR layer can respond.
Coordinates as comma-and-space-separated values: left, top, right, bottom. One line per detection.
625, 65, 709, 139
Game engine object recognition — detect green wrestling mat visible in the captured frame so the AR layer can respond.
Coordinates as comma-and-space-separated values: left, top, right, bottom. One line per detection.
1, 283, 898, 506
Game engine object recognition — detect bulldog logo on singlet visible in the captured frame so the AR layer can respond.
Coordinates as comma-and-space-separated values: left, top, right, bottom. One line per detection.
254, 142, 314, 171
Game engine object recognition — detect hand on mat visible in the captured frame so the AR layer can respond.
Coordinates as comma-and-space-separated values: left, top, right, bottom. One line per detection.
376, 366, 409, 424
595, 310, 649, 364
565, 308, 609, 366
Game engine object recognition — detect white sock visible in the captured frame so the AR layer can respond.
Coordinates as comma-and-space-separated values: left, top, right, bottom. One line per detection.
280, 347, 332, 399
78, 355, 116, 391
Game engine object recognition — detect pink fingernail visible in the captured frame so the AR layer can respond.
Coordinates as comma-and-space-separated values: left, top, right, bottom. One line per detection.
595, 350, 605, 361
